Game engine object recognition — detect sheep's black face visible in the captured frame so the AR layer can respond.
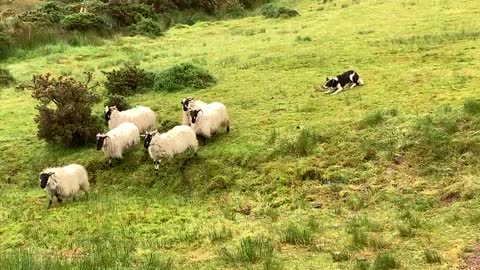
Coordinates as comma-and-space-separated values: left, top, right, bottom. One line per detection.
105, 109, 112, 121
96, 135, 106, 150
323, 77, 337, 89
144, 133, 153, 149
39, 172, 52, 189
181, 98, 192, 112
190, 110, 201, 124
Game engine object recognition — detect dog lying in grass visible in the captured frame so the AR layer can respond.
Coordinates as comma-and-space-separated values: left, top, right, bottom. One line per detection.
322, 70, 364, 95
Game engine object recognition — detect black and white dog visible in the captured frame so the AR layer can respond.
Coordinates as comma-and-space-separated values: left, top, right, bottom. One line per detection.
322, 70, 364, 95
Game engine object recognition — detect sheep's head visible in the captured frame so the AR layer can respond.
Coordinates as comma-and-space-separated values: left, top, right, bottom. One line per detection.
190, 109, 202, 124
181, 97, 194, 112
143, 130, 157, 149
39, 172, 54, 189
323, 77, 338, 89
96, 134, 108, 150
104, 106, 118, 121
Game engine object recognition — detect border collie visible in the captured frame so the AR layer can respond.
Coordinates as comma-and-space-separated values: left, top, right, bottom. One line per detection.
322, 70, 364, 95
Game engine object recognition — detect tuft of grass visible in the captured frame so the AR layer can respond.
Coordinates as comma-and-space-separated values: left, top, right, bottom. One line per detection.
463, 98, 480, 114
295, 35, 312, 42
208, 226, 233, 243
341, 3, 350, 8
397, 224, 415, 238
220, 237, 275, 265
350, 226, 369, 249
281, 223, 313, 245
372, 253, 400, 270
274, 128, 321, 157
331, 250, 350, 262
153, 63, 216, 92
423, 249, 441, 264
361, 111, 385, 127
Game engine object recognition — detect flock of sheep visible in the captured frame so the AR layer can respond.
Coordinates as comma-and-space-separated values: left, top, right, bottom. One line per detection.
38, 97, 230, 208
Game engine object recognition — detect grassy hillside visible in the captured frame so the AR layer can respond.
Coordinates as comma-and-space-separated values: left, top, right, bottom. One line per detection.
1, 0, 480, 269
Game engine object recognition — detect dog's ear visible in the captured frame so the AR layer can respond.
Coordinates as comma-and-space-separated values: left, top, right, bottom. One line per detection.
326, 77, 329, 81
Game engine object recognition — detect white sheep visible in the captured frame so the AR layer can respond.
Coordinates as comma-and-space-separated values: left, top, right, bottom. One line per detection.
143, 125, 198, 172
181, 97, 207, 125
189, 102, 230, 145
39, 164, 90, 209
105, 105, 156, 133
96, 122, 140, 165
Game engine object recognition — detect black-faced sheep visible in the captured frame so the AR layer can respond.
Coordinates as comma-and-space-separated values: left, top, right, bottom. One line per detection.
189, 102, 230, 145
105, 105, 156, 133
96, 122, 140, 165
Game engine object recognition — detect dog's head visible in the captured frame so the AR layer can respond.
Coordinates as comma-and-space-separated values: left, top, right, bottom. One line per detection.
323, 77, 338, 89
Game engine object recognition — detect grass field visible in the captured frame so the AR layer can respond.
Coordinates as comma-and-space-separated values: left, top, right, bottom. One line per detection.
1, 0, 480, 269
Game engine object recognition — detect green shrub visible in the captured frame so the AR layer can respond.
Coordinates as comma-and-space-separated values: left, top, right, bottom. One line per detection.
127, 17, 163, 37
104, 94, 131, 112
30, 73, 101, 146
261, 4, 299, 18
61, 12, 106, 32
105, 0, 156, 27
153, 63, 216, 92
0, 32, 13, 60
103, 65, 154, 96
0, 68, 15, 87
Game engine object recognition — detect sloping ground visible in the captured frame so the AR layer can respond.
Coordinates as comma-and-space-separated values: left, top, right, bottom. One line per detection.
1, 0, 480, 269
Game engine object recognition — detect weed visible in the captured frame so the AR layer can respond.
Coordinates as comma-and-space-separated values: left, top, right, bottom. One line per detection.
281, 223, 313, 245
274, 128, 321, 157
350, 226, 369, 249
266, 128, 279, 145
397, 224, 415, 238
424, 249, 441, 264
361, 111, 385, 127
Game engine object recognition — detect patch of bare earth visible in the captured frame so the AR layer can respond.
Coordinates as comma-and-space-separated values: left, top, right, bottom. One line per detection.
459, 243, 480, 270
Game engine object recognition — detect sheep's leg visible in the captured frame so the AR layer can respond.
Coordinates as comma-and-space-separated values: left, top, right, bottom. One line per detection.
57, 196, 63, 203
154, 161, 160, 174
47, 194, 53, 209
109, 158, 113, 167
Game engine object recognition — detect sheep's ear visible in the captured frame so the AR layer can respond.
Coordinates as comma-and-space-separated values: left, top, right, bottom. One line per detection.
48, 172, 55, 176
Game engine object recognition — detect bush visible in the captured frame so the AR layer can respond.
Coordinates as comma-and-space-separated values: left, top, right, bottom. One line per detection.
105, 0, 156, 27
61, 12, 106, 31
30, 73, 101, 146
104, 94, 131, 111
153, 63, 216, 92
0, 32, 13, 60
0, 68, 15, 87
261, 4, 299, 18
127, 17, 163, 37
103, 65, 154, 96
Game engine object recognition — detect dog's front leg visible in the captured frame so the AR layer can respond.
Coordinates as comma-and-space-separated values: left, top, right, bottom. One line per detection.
330, 85, 344, 95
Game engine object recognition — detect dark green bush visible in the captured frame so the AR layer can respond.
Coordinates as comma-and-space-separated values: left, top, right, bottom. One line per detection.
61, 12, 106, 31
261, 3, 299, 18
104, 94, 131, 111
103, 65, 154, 96
30, 73, 101, 146
127, 17, 163, 37
0, 32, 13, 60
39, 1, 66, 23
105, 0, 156, 27
153, 63, 216, 92
0, 68, 15, 87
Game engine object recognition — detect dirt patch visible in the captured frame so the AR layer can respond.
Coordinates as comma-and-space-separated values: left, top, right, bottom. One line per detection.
459, 243, 480, 270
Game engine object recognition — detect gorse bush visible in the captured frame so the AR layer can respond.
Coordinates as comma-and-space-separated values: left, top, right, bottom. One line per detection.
127, 17, 163, 37
61, 12, 106, 32
104, 95, 131, 112
105, 0, 157, 27
103, 65, 154, 96
261, 4, 299, 18
0, 68, 15, 87
30, 73, 101, 146
153, 63, 216, 92
0, 32, 13, 60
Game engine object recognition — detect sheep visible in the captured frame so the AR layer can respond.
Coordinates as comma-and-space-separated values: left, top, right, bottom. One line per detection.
181, 97, 207, 125
96, 122, 140, 165
105, 105, 156, 133
189, 102, 230, 145
143, 125, 198, 173
39, 164, 90, 209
